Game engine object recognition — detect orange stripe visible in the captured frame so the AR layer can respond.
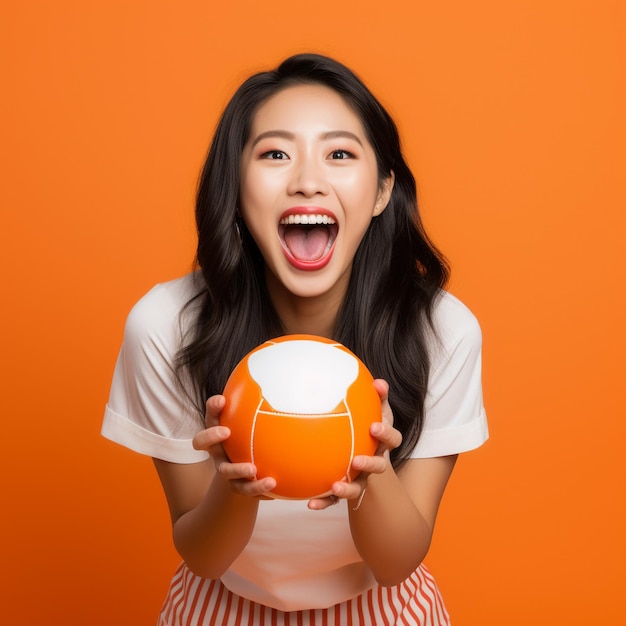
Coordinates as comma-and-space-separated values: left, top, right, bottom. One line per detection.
423, 570, 440, 625
184, 572, 207, 626
167, 567, 187, 625
233, 594, 244, 625
366, 588, 380, 626
402, 570, 427, 626
356, 592, 367, 625
427, 568, 450, 624
221, 588, 234, 626
201, 578, 222, 625
421, 565, 449, 625
385, 582, 400, 623
246, 599, 257, 626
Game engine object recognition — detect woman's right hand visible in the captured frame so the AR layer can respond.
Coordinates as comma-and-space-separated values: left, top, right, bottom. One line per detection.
192, 394, 277, 498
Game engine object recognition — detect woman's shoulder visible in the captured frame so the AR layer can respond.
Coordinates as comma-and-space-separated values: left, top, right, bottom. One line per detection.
427, 290, 483, 369
431, 290, 482, 340
123, 272, 205, 349
129, 271, 204, 316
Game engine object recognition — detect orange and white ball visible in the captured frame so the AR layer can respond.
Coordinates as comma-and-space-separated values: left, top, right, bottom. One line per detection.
220, 334, 381, 499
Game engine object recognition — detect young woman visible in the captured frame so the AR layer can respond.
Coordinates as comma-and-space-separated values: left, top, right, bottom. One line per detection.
102, 53, 488, 625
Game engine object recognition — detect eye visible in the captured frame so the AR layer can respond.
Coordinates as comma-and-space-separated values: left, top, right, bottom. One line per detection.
329, 149, 354, 160
261, 150, 289, 160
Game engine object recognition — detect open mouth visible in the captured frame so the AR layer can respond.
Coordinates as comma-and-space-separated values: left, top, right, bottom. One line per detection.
278, 212, 339, 270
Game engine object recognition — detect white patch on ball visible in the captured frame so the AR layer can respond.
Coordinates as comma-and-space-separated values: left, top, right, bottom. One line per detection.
247, 340, 358, 414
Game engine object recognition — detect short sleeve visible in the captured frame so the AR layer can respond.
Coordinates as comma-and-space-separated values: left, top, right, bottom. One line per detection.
410, 292, 489, 458
101, 275, 209, 464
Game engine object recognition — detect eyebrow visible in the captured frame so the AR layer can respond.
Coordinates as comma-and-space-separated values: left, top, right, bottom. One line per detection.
250, 130, 364, 147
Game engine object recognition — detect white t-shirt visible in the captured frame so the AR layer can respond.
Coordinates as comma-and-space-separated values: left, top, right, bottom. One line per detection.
102, 272, 488, 611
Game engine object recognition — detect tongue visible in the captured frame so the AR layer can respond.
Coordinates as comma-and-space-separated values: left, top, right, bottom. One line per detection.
283, 226, 330, 261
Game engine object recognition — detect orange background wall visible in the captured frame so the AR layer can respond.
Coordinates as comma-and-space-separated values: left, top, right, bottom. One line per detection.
2, 1, 624, 624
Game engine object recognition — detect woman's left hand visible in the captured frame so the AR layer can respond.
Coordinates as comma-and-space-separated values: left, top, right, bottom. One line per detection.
308, 379, 402, 510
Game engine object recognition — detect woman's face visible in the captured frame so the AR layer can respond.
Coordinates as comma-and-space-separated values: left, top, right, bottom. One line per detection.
239, 83, 393, 305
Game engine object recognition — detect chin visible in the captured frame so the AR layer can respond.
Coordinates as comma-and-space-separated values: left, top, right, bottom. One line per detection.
287, 269, 350, 302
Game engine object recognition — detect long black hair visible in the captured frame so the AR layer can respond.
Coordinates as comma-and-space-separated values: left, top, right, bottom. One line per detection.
177, 53, 449, 468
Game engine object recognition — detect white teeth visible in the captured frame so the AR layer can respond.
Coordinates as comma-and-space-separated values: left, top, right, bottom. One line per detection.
280, 214, 336, 225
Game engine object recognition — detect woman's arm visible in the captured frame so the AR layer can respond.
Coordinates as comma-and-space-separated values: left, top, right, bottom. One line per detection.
313, 380, 457, 587
152, 395, 277, 580
347, 453, 456, 587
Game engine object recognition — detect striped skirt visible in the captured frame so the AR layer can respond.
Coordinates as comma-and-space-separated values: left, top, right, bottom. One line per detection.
158, 562, 451, 626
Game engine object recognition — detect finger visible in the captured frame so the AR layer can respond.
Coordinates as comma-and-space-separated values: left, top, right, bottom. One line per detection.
328, 479, 366, 502
373, 379, 394, 426
308, 494, 341, 511
369, 421, 403, 450
216, 461, 257, 481
213, 458, 277, 497
373, 378, 389, 400
192, 425, 230, 451
230, 476, 277, 498
205, 395, 226, 428
351, 454, 389, 475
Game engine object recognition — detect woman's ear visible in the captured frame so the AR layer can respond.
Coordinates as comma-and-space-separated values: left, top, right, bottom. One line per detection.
373, 171, 395, 216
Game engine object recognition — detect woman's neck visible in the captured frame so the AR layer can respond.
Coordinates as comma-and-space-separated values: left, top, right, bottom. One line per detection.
278, 301, 338, 338
265, 274, 346, 340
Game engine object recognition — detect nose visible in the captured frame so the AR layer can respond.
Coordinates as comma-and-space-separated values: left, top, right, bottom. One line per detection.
286, 157, 329, 198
